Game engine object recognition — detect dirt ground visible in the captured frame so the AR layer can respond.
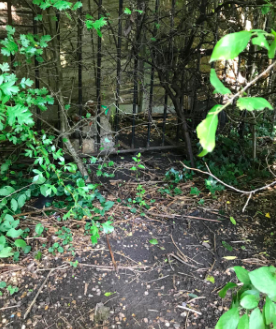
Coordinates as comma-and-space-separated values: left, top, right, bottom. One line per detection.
0, 152, 275, 329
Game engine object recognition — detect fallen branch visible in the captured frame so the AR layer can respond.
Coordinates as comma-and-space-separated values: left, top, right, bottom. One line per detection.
177, 305, 202, 315
180, 162, 276, 212
24, 269, 53, 319
147, 211, 221, 223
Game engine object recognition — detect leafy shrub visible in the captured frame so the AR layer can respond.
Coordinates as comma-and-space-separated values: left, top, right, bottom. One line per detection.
216, 266, 276, 328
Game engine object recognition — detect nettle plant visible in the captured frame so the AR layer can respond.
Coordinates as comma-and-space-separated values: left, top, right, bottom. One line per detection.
216, 266, 276, 329
0, 2, 114, 258
196, 29, 276, 157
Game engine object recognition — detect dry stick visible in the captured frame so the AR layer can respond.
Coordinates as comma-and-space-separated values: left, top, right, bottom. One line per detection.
0, 304, 21, 311
169, 253, 198, 269
148, 211, 221, 223
106, 235, 118, 273
177, 305, 202, 315
24, 269, 53, 319
180, 162, 276, 212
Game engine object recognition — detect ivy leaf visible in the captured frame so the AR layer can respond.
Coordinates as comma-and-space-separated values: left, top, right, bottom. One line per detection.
206, 275, 215, 284
210, 69, 231, 95
211, 31, 251, 61
39, 35, 51, 48
237, 97, 273, 111
103, 200, 114, 211
34, 14, 43, 21
215, 308, 239, 329
101, 220, 114, 234
53, 1, 72, 11
249, 308, 265, 329
124, 7, 132, 15
35, 223, 44, 236
196, 105, 220, 155
0, 281, 7, 288
72, 1, 82, 10
6, 228, 23, 239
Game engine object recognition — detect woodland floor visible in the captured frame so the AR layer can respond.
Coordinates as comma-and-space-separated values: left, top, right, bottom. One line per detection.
0, 151, 276, 329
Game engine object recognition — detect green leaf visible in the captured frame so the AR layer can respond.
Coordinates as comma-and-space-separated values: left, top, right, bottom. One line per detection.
32, 174, 46, 185
233, 266, 250, 286
104, 292, 115, 296
39, 35, 51, 48
11, 199, 18, 212
252, 33, 270, 50
0, 281, 7, 288
0, 235, 6, 246
124, 7, 132, 14
18, 194, 26, 208
190, 187, 201, 196
196, 105, 220, 155
249, 267, 276, 300
210, 69, 231, 95
237, 97, 273, 111
261, 5, 271, 15
218, 282, 237, 298
240, 294, 259, 309
6, 228, 23, 238
35, 223, 44, 236
230, 216, 236, 225
72, 1, 82, 10
206, 275, 215, 284
76, 178, 85, 187
14, 239, 27, 248
101, 221, 114, 234
222, 241, 233, 251
215, 308, 239, 329
0, 247, 13, 258
238, 314, 249, 329
241, 289, 260, 300
149, 239, 158, 245
264, 297, 276, 325
53, 1, 72, 11
268, 29, 276, 59
23, 245, 31, 254
211, 31, 251, 61
249, 308, 265, 329
0, 80, 19, 96
34, 14, 43, 21
0, 63, 10, 72
0, 186, 15, 196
